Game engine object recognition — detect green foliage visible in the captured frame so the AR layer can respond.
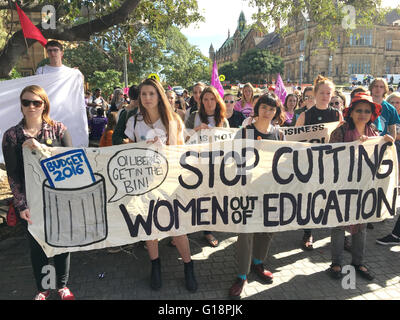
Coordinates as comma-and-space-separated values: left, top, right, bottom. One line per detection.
159, 26, 211, 88
0, 67, 22, 81
88, 70, 123, 97
219, 49, 283, 83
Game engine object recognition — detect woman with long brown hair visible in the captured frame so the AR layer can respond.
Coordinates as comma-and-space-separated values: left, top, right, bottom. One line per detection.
2, 85, 75, 300
185, 86, 229, 247
124, 78, 197, 292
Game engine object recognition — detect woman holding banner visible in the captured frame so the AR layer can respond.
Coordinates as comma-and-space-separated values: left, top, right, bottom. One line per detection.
295, 76, 343, 251
2, 85, 75, 300
185, 86, 230, 248
229, 93, 285, 299
124, 78, 198, 293
328, 92, 393, 280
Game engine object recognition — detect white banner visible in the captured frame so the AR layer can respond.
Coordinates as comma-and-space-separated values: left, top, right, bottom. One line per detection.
24, 137, 398, 257
0, 70, 88, 162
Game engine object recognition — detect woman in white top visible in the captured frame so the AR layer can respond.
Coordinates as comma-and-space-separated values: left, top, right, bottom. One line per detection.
124, 78, 197, 292
185, 86, 229, 248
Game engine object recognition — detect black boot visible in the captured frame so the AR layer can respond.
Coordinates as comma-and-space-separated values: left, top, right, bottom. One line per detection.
150, 258, 162, 290
184, 260, 198, 293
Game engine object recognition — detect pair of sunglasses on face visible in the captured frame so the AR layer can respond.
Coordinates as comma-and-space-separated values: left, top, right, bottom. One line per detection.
329, 101, 341, 107
21, 99, 44, 108
224, 100, 235, 104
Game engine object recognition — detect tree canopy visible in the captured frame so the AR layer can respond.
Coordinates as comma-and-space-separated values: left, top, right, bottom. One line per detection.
0, 0, 204, 77
219, 49, 283, 83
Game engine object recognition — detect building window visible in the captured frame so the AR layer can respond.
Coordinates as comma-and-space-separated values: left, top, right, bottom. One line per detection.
386, 62, 391, 74
348, 58, 371, 74
386, 39, 392, 50
299, 39, 304, 51
287, 44, 291, 55
349, 30, 372, 46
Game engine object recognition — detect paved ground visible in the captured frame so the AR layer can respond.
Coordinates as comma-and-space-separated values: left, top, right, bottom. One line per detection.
0, 215, 399, 301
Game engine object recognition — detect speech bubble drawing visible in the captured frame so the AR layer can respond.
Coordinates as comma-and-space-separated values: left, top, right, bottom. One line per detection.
107, 147, 169, 202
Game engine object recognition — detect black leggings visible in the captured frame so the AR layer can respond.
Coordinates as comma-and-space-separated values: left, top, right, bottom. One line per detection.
27, 231, 70, 291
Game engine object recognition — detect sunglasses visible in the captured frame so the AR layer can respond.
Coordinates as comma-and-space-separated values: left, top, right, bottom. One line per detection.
329, 101, 341, 107
354, 109, 372, 114
21, 99, 44, 108
224, 100, 235, 104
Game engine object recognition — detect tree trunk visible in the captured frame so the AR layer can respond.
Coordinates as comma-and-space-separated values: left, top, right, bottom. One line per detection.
0, 0, 141, 77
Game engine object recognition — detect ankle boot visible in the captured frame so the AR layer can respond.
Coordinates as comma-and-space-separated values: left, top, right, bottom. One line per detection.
184, 260, 198, 293
150, 257, 162, 290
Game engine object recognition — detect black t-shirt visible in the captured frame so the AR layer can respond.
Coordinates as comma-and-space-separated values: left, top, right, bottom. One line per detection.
304, 106, 339, 125
227, 110, 246, 128
236, 123, 281, 141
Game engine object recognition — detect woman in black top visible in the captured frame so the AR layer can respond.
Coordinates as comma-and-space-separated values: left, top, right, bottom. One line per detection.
224, 92, 245, 128
295, 75, 343, 251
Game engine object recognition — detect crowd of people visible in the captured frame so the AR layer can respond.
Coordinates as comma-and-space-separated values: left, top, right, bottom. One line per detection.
2, 40, 400, 300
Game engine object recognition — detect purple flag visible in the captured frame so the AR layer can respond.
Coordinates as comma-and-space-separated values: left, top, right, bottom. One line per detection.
168, 85, 173, 90
210, 60, 224, 98
274, 73, 287, 104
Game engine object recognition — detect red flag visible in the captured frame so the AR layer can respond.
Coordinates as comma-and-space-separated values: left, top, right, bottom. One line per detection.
128, 44, 133, 63
16, 3, 47, 47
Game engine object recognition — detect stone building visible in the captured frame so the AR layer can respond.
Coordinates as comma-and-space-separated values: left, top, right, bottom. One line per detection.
210, 10, 400, 84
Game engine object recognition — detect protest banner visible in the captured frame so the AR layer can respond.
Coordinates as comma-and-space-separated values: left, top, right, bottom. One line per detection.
185, 128, 240, 145
281, 122, 340, 143
24, 137, 398, 257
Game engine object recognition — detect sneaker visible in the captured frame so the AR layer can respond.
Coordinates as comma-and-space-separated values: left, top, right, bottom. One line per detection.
34, 290, 50, 300
58, 287, 75, 300
376, 234, 400, 246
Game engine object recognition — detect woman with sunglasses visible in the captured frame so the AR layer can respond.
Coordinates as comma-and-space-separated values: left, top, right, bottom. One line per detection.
328, 92, 393, 280
224, 92, 245, 128
2, 85, 75, 300
329, 90, 346, 112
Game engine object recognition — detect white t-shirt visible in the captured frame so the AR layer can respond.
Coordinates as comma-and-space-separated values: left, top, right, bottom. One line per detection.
124, 115, 184, 144
35, 64, 81, 75
193, 113, 217, 128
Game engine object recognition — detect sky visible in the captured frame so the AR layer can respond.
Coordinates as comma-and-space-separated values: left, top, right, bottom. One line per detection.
181, 0, 400, 58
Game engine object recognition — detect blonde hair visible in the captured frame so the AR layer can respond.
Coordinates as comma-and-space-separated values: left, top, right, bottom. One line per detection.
240, 83, 254, 106
20, 85, 54, 126
387, 92, 400, 104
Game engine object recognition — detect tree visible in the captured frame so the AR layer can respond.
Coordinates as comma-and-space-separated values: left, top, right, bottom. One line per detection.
159, 26, 211, 88
89, 70, 123, 97
249, 0, 394, 49
219, 62, 239, 83
219, 49, 283, 83
0, 0, 203, 77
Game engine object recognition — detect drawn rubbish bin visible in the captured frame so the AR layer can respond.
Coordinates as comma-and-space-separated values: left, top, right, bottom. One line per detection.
42, 173, 108, 247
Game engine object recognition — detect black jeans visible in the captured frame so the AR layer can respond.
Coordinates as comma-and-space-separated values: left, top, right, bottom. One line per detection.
392, 215, 400, 237
27, 231, 70, 291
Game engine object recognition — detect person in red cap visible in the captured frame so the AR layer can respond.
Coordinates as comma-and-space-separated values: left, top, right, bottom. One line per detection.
327, 92, 394, 281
